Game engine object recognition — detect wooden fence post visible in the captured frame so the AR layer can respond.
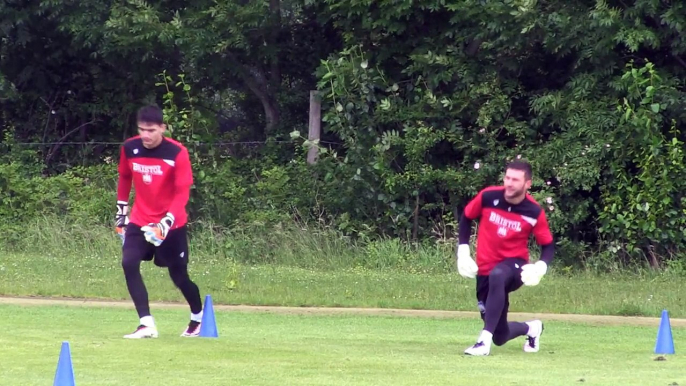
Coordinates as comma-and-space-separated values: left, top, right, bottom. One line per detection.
307, 90, 321, 164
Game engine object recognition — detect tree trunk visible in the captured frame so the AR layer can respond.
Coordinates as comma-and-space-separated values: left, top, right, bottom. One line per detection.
223, 51, 281, 135
648, 244, 660, 269
465, 38, 482, 56
268, 0, 281, 89
261, 94, 280, 134
244, 67, 280, 134
413, 193, 419, 242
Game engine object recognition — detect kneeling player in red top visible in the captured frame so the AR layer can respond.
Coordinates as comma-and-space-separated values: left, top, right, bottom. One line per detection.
115, 105, 204, 339
457, 160, 554, 356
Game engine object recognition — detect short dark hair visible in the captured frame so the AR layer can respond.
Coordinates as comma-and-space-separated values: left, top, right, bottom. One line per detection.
505, 160, 532, 180
137, 105, 164, 125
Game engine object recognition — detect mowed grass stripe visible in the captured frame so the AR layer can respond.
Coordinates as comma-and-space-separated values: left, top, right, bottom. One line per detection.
1, 304, 684, 386
2, 296, 686, 328
2, 252, 686, 318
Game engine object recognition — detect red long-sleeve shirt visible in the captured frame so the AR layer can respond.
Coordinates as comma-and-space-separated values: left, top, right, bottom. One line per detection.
117, 136, 193, 229
461, 186, 554, 276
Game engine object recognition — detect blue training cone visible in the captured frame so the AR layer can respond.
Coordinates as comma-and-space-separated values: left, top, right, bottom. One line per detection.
53, 341, 76, 386
199, 294, 219, 338
655, 309, 675, 355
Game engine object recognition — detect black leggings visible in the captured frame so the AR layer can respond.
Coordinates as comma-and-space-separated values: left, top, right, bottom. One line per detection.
122, 224, 202, 318
476, 258, 529, 346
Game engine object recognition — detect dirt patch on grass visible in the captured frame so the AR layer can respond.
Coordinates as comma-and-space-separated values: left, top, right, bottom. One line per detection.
0, 295, 682, 327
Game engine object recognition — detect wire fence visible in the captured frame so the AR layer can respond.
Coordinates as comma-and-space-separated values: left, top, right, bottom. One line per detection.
0, 140, 343, 146
0, 139, 344, 167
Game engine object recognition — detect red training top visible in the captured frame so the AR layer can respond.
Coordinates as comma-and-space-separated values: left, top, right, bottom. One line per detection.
117, 136, 193, 229
463, 186, 553, 275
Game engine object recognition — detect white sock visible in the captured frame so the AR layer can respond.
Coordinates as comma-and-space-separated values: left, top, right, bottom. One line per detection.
478, 330, 493, 345
140, 315, 155, 327
191, 312, 203, 322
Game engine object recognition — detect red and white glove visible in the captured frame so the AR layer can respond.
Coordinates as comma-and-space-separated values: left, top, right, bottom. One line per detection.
141, 213, 174, 247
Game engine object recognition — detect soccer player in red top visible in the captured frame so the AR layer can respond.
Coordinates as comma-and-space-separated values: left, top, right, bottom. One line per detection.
115, 105, 204, 339
457, 160, 554, 356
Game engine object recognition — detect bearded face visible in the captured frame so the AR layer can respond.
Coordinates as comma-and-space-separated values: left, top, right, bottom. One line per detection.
503, 168, 531, 201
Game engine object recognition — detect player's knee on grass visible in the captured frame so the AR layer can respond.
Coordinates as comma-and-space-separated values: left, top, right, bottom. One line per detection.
491, 311, 513, 346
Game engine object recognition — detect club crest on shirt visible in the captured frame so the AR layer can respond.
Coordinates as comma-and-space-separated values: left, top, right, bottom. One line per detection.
132, 162, 164, 185
489, 211, 522, 238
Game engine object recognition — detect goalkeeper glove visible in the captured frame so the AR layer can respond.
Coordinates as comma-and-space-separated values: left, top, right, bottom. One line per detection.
521, 261, 548, 286
115, 201, 129, 243
456, 244, 478, 279
141, 213, 175, 247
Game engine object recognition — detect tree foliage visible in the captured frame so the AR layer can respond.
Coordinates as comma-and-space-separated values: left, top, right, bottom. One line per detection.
1, 0, 686, 269
312, 0, 686, 265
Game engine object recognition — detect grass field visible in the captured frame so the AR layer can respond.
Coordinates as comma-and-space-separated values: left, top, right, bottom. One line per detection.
2, 219, 686, 319
2, 220, 686, 385
1, 301, 683, 386
2, 250, 686, 318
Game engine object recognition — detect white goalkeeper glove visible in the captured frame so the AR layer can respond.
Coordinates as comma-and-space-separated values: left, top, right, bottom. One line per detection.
456, 244, 478, 279
521, 261, 548, 286
141, 213, 175, 247
115, 201, 129, 243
